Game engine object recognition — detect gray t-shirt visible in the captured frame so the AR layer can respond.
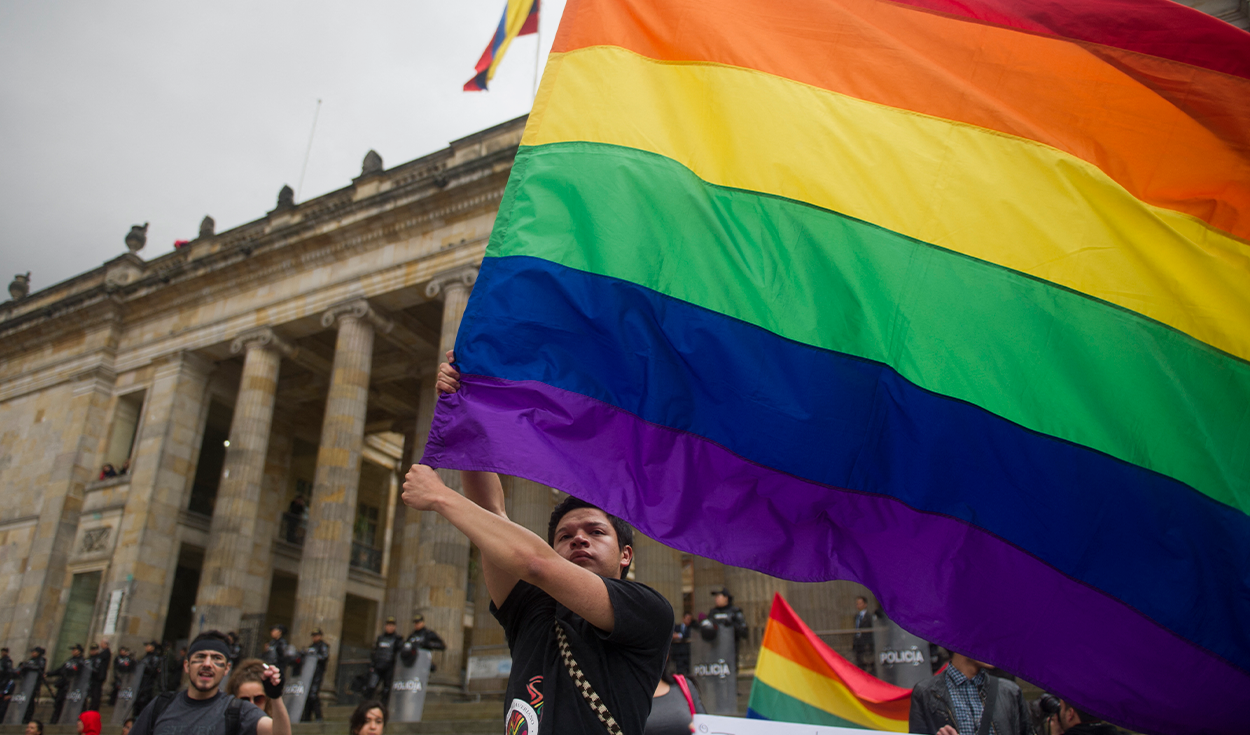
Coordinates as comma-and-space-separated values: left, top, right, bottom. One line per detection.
130, 690, 265, 735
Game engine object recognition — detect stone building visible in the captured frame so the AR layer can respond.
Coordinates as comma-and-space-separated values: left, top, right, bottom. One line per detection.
0, 115, 872, 697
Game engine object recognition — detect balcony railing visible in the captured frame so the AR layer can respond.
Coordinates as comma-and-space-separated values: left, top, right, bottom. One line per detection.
350, 542, 382, 573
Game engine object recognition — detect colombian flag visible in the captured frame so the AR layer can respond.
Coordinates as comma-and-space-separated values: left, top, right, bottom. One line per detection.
426, 2, 1250, 733
749, 595, 909, 731
464, 0, 540, 91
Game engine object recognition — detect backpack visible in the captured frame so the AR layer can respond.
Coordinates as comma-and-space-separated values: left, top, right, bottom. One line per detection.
150, 692, 243, 735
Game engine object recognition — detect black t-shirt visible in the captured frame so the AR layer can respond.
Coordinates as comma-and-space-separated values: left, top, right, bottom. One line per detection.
491, 578, 672, 735
129, 690, 265, 735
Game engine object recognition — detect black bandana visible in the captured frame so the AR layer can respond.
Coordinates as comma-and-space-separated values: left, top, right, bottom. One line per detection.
187, 639, 231, 660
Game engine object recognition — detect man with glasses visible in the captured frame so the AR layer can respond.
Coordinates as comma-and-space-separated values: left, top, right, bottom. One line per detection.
128, 631, 290, 735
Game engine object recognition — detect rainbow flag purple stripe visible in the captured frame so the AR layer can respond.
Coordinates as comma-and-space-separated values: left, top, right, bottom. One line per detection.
426, 2, 1250, 733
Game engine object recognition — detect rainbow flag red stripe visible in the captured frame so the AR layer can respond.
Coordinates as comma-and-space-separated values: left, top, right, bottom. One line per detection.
426, 2, 1250, 733
749, 595, 910, 731
464, 0, 539, 92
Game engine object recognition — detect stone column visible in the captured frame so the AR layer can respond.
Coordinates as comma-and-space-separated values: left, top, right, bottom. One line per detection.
632, 533, 684, 619
105, 352, 214, 651
413, 266, 477, 684
383, 376, 435, 624
723, 567, 788, 668
194, 328, 292, 633
9, 366, 114, 654
292, 299, 390, 693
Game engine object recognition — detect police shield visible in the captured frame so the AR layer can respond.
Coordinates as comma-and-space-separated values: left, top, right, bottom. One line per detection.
111, 659, 147, 725
3, 669, 39, 725
691, 625, 737, 715
386, 649, 431, 722
873, 613, 932, 689
281, 652, 319, 723
61, 660, 94, 723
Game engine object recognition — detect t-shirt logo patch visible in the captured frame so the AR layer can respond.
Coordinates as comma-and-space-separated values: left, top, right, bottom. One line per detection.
506, 674, 543, 734
506, 699, 539, 734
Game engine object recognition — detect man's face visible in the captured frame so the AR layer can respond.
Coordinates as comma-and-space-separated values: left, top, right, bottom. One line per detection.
683, 614, 693, 625
714, 593, 729, 608
270, 628, 282, 640
553, 507, 631, 579
384, 623, 396, 634
412, 621, 425, 632
184, 650, 229, 693
24, 722, 38, 735
144, 644, 154, 654
312, 633, 322, 644
855, 598, 867, 611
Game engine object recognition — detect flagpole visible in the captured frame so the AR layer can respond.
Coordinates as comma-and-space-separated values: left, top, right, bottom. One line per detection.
532, 20, 542, 101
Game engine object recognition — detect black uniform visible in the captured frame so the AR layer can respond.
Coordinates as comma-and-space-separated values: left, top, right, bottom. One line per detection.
702, 602, 749, 665
299, 640, 329, 722
87, 647, 111, 711
368, 630, 404, 702
0, 652, 13, 722
109, 651, 134, 706
17, 653, 45, 724
399, 627, 446, 665
49, 652, 86, 723
262, 636, 291, 674
133, 649, 163, 717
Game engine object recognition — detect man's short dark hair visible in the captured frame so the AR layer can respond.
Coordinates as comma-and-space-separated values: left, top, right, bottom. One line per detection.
190, 630, 231, 647
547, 495, 634, 576
856, 596, 867, 604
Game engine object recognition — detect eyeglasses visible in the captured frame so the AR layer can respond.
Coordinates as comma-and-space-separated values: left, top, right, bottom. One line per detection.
239, 695, 267, 706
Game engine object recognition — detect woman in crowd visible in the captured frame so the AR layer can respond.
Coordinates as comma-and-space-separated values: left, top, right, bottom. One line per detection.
225, 658, 274, 716
350, 700, 386, 735
77, 711, 101, 735
645, 662, 705, 735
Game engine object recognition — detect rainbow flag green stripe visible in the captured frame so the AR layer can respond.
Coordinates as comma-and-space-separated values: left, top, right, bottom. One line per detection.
491, 142, 1250, 513
747, 681, 867, 730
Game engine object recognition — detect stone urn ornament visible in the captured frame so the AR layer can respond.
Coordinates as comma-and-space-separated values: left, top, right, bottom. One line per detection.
8, 272, 30, 300
125, 223, 149, 253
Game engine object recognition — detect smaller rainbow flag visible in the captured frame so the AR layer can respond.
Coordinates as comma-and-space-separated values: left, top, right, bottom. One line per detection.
749, 594, 910, 731
463, 0, 540, 91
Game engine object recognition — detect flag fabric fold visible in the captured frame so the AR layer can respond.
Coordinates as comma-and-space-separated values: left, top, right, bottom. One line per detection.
425, 1, 1250, 733
748, 594, 910, 731
463, 0, 539, 91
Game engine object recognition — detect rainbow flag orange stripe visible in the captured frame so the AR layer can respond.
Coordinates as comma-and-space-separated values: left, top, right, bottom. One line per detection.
749, 595, 909, 731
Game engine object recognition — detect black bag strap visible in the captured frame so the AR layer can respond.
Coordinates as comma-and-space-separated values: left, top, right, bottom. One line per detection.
150, 691, 177, 724
976, 675, 999, 735
554, 620, 622, 735
225, 697, 242, 735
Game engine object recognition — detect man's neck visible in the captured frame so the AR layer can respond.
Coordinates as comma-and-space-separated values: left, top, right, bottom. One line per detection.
186, 686, 219, 702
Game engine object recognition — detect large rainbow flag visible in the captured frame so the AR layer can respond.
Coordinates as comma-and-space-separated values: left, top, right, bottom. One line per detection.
750, 594, 910, 731
423, 1, 1250, 733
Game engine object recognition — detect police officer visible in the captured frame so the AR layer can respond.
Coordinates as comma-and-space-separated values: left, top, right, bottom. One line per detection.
133, 642, 163, 717
0, 647, 13, 723
224, 633, 242, 669
399, 614, 446, 669
701, 587, 749, 664
16, 647, 46, 724
87, 641, 110, 712
300, 628, 329, 723
49, 644, 85, 723
368, 617, 404, 702
109, 646, 134, 706
261, 625, 291, 676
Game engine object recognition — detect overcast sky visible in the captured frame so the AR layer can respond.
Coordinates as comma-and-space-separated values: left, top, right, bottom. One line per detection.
0, 0, 567, 294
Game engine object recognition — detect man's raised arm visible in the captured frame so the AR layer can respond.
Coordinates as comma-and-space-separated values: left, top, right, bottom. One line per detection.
431, 353, 520, 604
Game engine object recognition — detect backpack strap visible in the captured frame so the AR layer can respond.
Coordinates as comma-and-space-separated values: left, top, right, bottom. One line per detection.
673, 674, 696, 716
554, 620, 622, 735
150, 691, 177, 724
225, 696, 243, 735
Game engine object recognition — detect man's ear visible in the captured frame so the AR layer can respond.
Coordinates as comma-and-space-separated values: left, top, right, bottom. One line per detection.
619, 544, 634, 571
